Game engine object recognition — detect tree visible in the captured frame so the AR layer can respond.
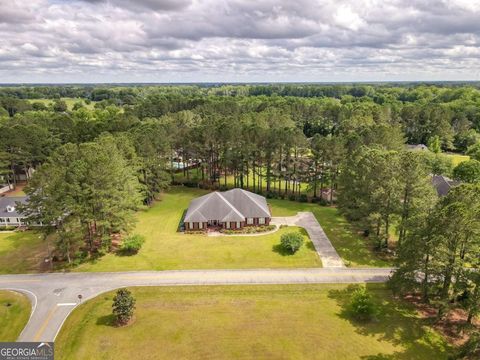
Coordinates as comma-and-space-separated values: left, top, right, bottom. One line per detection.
397, 151, 437, 245
53, 99, 68, 112
22, 136, 143, 256
280, 231, 304, 253
348, 287, 378, 321
453, 160, 480, 183
466, 142, 480, 161
112, 288, 136, 325
427, 135, 442, 153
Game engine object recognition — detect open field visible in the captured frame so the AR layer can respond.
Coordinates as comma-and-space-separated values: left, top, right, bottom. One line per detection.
75, 187, 321, 272
0, 232, 47, 274
268, 199, 391, 267
0, 290, 31, 341
55, 284, 450, 360
28, 97, 96, 110
445, 153, 470, 166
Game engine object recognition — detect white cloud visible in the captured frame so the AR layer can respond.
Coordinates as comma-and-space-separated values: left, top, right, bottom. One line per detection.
0, 0, 479, 82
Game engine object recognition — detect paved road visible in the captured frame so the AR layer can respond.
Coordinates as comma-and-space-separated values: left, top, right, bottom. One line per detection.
272, 212, 345, 267
0, 268, 393, 342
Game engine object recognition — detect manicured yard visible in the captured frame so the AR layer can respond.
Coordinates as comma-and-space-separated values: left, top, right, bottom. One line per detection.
445, 153, 470, 166
0, 231, 47, 274
75, 187, 321, 272
269, 199, 392, 267
0, 290, 31, 341
55, 284, 450, 360
27, 97, 96, 110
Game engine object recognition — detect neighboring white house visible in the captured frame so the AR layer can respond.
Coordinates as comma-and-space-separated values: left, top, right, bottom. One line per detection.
0, 196, 41, 227
0, 184, 13, 194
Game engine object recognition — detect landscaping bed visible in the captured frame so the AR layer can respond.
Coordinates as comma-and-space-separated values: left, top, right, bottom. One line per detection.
220, 224, 276, 235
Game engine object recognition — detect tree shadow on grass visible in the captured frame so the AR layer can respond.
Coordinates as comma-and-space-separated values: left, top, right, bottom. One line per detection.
328, 284, 451, 360
271, 244, 295, 256
96, 314, 116, 327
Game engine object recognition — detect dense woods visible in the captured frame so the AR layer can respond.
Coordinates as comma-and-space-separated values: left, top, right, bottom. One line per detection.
0, 84, 479, 326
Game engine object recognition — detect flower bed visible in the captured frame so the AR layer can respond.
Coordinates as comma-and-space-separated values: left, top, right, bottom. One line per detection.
220, 225, 276, 235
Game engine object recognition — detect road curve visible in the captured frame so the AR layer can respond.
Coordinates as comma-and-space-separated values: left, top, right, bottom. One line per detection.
0, 267, 393, 342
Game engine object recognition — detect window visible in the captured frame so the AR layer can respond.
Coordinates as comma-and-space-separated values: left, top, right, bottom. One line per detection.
247, 218, 253, 225
236, 222, 240, 228
259, 217, 265, 225
199, 222, 203, 229
189, 222, 194, 230
226, 222, 230, 229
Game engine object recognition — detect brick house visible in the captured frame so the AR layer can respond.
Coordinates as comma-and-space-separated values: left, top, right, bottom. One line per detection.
183, 188, 271, 231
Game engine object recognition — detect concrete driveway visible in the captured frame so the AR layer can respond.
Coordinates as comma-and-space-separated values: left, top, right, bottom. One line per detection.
272, 212, 345, 268
0, 268, 393, 342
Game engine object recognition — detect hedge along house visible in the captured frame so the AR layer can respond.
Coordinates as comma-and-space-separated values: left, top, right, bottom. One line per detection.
183, 188, 271, 231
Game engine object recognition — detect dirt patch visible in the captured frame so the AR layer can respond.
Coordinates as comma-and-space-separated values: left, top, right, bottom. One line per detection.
403, 294, 479, 346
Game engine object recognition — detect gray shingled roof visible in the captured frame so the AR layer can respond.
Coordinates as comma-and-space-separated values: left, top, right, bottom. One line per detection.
432, 175, 460, 196
0, 196, 28, 218
184, 189, 270, 223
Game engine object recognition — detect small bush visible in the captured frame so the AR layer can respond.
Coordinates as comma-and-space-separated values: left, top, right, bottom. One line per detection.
120, 234, 145, 254
0, 226, 16, 231
288, 194, 297, 201
220, 225, 276, 235
112, 288, 136, 326
348, 288, 378, 322
299, 194, 308, 202
280, 231, 304, 253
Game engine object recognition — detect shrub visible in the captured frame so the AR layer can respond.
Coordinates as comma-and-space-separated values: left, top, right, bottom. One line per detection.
120, 234, 145, 254
288, 194, 297, 201
220, 225, 276, 234
280, 231, 304, 253
0, 226, 16, 231
348, 288, 378, 321
299, 194, 308, 202
112, 288, 136, 325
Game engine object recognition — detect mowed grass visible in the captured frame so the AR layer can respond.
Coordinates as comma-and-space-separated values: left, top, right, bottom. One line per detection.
269, 199, 391, 267
445, 153, 470, 167
0, 290, 31, 341
0, 232, 47, 274
55, 284, 450, 360
75, 187, 321, 272
28, 97, 95, 110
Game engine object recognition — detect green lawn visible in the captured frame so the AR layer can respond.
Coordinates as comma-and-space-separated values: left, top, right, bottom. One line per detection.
0, 186, 389, 273
0, 290, 31, 341
75, 187, 321, 272
28, 97, 95, 110
55, 284, 450, 360
0, 232, 47, 274
445, 153, 470, 167
268, 199, 392, 267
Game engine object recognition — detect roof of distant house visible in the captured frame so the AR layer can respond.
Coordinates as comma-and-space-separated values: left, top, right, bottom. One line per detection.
406, 144, 429, 151
184, 188, 270, 223
431, 175, 460, 196
0, 196, 28, 218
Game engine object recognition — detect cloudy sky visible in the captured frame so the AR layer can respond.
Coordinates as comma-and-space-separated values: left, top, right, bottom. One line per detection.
1, 0, 480, 83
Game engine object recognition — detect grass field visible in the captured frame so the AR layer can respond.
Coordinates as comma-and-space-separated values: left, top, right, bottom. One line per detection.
0, 290, 31, 341
0, 231, 47, 274
55, 284, 450, 360
268, 199, 391, 267
0, 186, 389, 273
445, 153, 470, 167
74, 187, 321, 272
28, 97, 95, 110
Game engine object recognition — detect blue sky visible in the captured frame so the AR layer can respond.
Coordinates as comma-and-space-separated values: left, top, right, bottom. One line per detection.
1, 0, 480, 83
